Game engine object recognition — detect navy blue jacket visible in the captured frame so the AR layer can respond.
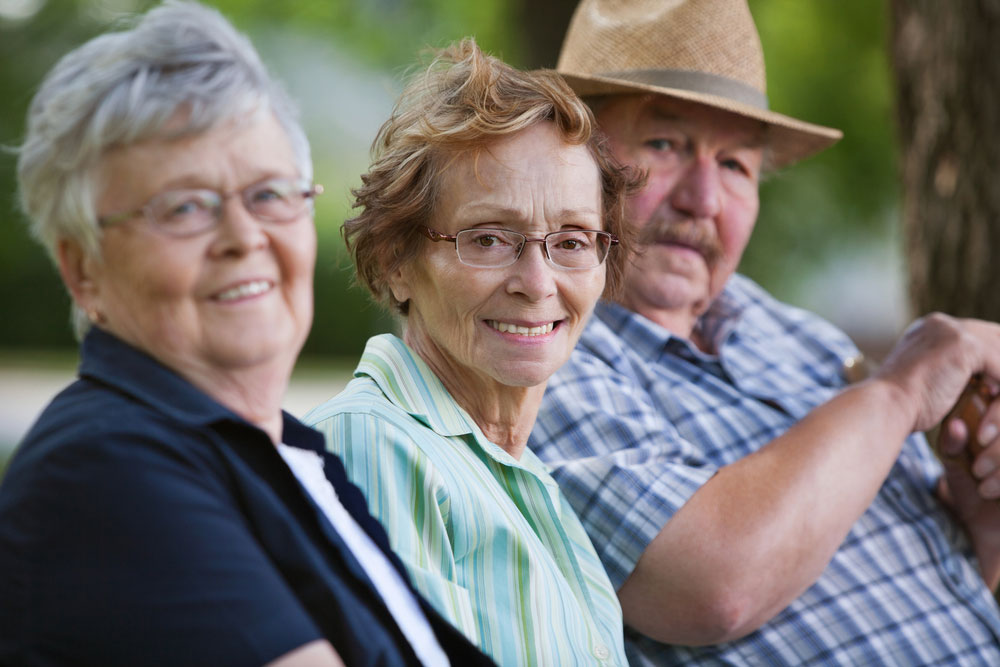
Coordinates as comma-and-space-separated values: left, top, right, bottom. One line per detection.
0, 328, 493, 666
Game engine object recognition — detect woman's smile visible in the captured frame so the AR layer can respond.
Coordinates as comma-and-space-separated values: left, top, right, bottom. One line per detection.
393, 121, 606, 393
485, 319, 559, 337
211, 278, 275, 302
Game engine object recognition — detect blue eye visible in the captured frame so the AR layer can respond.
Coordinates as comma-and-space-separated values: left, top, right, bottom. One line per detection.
721, 158, 749, 175
645, 138, 675, 151
249, 180, 295, 203
251, 188, 281, 203
169, 201, 201, 217
158, 193, 214, 223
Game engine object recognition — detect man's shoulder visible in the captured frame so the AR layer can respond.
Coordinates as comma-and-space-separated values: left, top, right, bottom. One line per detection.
724, 274, 858, 350
721, 273, 791, 315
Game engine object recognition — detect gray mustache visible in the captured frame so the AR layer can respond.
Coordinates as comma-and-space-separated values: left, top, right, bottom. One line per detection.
637, 218, 724, 267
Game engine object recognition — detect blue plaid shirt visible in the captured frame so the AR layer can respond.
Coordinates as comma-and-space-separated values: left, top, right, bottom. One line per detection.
530, 274, 1000, 665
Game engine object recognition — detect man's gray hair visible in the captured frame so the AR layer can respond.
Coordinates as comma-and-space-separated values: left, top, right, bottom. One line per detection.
16, 0, 311, 335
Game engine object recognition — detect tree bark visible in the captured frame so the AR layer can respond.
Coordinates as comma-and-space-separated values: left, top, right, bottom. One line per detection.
890, 1, 1000, 319
514, 0, 579, 68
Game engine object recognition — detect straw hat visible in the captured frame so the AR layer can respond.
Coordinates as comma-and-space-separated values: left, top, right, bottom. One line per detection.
557, 0, 842, 167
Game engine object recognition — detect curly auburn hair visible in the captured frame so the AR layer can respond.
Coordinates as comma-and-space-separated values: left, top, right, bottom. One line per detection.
344, 37, 643, 314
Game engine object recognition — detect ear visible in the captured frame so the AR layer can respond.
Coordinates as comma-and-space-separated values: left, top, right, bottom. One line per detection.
56, 238, 103, 315
387, 262, 413, 306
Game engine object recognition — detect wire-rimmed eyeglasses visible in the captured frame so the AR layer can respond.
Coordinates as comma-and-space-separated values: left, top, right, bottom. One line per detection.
422, 227, 618, 270
97, 177, 323, 237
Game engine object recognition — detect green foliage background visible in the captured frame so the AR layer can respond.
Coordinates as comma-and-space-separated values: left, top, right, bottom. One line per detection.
749, 0, 898, 300
0, 0, 899, 361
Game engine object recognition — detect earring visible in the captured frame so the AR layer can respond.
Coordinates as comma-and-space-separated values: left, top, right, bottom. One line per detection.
87, 308, 106, 325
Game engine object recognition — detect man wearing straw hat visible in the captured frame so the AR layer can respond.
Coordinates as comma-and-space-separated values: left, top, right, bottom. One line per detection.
530, 0, 1000, 663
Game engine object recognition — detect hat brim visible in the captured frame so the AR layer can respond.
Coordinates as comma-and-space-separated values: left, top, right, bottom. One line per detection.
560, 71, 842, 169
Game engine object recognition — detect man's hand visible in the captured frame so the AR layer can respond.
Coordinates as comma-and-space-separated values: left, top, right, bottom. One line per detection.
876, 314, 1000, 433
937, 378, 1000, 588
880, 313, 1000, 586
621, 313, 1000, 644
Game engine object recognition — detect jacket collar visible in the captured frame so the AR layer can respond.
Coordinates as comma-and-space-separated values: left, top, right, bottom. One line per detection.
79, 327, 313, 443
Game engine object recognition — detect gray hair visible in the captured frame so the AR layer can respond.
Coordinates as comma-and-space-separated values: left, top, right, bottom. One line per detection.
16, 0, 311, 336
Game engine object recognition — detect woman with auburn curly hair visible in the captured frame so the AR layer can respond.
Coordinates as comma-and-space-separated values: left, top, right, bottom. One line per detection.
307, 38, 640, 665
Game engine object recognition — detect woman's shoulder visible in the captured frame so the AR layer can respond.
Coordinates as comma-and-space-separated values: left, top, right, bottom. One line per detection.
0, 380, 323, 667
307, 377, 493, 498
4, 376, 229, 511
18, 377, 169, 455
306, 375, 433, 447
306, 375, 399, 419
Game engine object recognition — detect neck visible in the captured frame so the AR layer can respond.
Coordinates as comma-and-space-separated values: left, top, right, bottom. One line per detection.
403, 329, 544, 460
615, 285, 719, 353
642, 307, 698, 340
162, 354, 291, 444
625, 302, 716, 353
456, 383, 544, 460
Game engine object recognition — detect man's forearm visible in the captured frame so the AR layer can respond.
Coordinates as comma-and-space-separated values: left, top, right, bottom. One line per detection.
617, 377, 916, 645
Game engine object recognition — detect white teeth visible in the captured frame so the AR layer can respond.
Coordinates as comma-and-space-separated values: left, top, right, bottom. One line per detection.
216, 280, 271, 301
488, 320, 555, 336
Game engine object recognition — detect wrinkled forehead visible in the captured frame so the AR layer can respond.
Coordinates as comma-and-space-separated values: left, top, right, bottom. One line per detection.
94, 109, 299, 212
430, 122, 590, 191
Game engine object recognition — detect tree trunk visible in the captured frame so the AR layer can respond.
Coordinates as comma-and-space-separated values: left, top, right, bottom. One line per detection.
514, 0, 579, 68
890, 1, 1000, 319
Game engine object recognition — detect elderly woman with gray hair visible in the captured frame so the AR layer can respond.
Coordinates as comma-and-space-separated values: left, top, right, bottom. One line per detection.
0, 3, 494, 666
306, 39, 641, 665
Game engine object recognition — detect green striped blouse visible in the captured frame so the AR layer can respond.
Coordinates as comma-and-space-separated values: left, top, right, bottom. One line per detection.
305, 334, 627, 666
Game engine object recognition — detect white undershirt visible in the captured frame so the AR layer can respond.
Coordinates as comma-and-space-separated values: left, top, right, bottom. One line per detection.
277, 443, 450, 667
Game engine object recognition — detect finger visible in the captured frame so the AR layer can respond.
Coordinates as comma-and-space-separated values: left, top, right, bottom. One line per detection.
967, 443, 1000, 501
978, 472, 1000, 500
972, 447, 999, 480
977, 396, 1000, 445
971, 438, 1000, 500
939, 416, 968, 458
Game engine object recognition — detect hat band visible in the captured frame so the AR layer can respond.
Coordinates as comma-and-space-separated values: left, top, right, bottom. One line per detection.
600, 68, 769, 110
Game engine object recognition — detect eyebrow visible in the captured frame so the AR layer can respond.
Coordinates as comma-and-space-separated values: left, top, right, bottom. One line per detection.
646, 107, 683, 124
642, 107, 767, 150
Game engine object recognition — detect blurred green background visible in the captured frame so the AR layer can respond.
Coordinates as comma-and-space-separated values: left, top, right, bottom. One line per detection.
0, 0, 902, 460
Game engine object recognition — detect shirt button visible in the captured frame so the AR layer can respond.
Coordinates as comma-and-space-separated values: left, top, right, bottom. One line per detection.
593, 644, 610, 660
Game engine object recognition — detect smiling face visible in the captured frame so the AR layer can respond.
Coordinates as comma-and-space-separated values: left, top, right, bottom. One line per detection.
595, 95, 764, 335
72, 110, 316, 392
390, 121, 606, 393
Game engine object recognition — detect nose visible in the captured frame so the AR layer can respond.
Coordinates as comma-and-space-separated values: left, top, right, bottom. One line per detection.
209, 197, 269, 256
670, 157, 722, 220
506, 240, 557, 301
